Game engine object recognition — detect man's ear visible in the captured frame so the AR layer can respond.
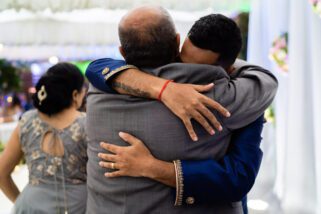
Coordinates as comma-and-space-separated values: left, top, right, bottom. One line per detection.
72, 90, 78, 101
176, 33, 181, 49
119, 46, 126, 59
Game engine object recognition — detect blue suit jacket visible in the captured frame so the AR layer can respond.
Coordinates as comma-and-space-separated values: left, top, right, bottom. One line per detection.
85, 58, 264, 213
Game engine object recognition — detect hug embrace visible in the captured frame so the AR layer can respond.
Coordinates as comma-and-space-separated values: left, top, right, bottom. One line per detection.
0, 5, 277, 214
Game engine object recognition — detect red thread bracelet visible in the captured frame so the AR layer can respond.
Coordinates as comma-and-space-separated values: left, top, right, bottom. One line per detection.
158, 80, 174, 101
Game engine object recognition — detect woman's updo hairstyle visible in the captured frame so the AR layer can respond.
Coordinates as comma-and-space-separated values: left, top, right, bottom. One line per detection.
32, 62, 84, 116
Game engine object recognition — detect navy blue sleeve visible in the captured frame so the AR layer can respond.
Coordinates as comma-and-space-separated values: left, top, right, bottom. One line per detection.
181, 115, 264, 203
85, 58, 127, 93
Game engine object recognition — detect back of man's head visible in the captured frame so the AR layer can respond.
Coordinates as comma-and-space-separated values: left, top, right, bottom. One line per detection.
188, 14, 242, 68
118, 6, 178, 68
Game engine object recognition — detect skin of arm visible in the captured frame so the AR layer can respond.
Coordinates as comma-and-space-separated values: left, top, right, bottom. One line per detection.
0, 126, 23, 202
98, 116, 264, 203
86, 58, 277, 139
124, 61, 277, 131
85, 59, 230, 141
110, 69, 160, 99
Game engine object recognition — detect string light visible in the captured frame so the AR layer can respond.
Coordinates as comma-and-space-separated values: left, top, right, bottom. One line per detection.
247, 199, 269, 211
49, 56, 59, 64
28, 87, 36, 94
7, 96, 13, 103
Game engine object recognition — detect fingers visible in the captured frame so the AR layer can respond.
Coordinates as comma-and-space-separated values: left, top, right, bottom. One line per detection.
98, 153, 118, 162
197, 105, 222, 132
182, 119, 198, 141
204, 97, 231, 117
99, 161, 119, 170
104, 171, 124, 178
100, 142, 120, 154
192, 83, 214, 92
190, 111, 215, 135
99, 161, 126, 178
119, 132, 141, 145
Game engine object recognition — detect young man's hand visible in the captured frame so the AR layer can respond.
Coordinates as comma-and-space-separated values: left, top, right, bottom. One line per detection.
161, 82, 230, 141
112, 69, 230, 142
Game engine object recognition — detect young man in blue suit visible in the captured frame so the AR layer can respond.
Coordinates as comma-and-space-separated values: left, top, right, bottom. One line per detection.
86, 13, 277, 213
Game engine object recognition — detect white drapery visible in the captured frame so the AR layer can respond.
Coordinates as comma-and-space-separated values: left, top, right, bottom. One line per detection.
0, 9, 212, 60
0, 9, 240, 60
0, 0, 251, 12
248, 0, 321, 213
0, 9, 210, 46
0, 8, 237, 60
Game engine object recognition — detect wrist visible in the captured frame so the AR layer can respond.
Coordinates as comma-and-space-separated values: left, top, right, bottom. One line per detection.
145, 158, 175, 183
159, 81, 175, 102
150, 79, 168, 100
158, 80, 174, 101
141, 156, 159, 178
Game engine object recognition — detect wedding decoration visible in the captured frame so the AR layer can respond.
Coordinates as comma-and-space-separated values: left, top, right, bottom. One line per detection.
269, 33, 288, 72
0, 0, 252, 12
309, 0, 321, 17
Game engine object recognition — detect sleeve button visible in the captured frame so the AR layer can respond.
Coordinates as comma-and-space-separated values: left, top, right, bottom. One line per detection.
102, 67, 110, 75
186, 197, 195, 205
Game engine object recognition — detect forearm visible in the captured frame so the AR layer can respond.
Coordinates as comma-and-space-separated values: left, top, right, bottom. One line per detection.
143, 158, 176, 187
111, 69, 168, 99
0, 175, 20, 202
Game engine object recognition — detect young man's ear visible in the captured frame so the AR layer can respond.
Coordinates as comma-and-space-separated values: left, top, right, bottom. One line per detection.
119, 46, 126, 59
72, 90, 78, 101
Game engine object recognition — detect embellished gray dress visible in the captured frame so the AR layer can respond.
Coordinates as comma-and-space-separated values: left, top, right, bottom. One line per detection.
13, 110, 88, 214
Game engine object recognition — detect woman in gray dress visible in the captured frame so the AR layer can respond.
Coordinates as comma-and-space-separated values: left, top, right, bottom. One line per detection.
0, 63, 88, 214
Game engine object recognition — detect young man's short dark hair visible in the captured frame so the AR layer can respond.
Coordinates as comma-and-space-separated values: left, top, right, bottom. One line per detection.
188, 14, 242, 68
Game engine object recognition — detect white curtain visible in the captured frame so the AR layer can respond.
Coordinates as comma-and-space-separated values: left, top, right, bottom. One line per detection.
285, 0, 321, 213
0, 0, 251, 12
248, 0, 321, 213
247, 0, 289, 212
0, 9, 216, 47
0, 8, 237, 60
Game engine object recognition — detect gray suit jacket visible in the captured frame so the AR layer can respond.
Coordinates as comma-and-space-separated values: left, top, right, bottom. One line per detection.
86, 60, 278, 214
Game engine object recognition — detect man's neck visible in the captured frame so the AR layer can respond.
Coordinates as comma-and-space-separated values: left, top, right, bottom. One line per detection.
226, 66, 235, 75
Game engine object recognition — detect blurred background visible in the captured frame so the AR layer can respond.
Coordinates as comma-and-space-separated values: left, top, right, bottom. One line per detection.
0, 0, 320, 213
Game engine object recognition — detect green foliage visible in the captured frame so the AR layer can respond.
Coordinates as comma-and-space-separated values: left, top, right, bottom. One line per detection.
234, 12, 249, 60
0, 141, 4, 153
0, 59, 21, 94
72, 61, 91, 76
265, 106, 275, 125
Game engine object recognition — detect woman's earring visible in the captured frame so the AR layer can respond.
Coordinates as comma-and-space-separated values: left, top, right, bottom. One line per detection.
38, 85, 47, 106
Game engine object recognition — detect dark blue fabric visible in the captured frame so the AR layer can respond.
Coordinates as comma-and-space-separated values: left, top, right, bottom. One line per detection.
181, 116, 264, 208
242, 196, 248, 214
85, 58, 126, 93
